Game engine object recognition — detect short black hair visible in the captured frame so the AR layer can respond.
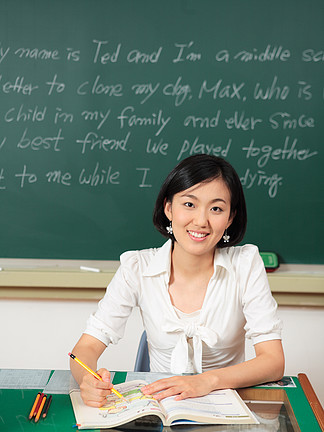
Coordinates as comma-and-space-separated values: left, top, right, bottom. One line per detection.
153, 154, 247, 248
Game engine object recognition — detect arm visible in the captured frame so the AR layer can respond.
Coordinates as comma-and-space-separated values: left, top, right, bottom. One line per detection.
142, 339, 284, 401
71, 253, 141, 406
70, 333, 113, 407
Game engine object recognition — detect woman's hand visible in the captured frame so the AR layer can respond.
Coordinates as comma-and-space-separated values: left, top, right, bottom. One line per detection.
141, 340, 284, 403
70, 334, 112, 407
79, 368, 113, 407
141, 374, 214, 401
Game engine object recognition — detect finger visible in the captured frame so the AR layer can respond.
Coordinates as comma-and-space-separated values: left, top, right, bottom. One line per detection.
80, 389, 110, 405
93, 372, 113, 390
142, 378, 179, 395
157, 386, 196, 401
97, 368, 111, 383
80, 378, 112, 398
174, 390, 191, 401
82, 395, 108, 408
80, 384, 112, 406
152, 387, 181, 401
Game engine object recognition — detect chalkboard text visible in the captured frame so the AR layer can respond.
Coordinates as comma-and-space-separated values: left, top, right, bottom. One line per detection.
117, 106, 171, 136
242, 137, 318, 168
17, 128, 64, 151
76, 131, 131, 154
0, 38, 321, 203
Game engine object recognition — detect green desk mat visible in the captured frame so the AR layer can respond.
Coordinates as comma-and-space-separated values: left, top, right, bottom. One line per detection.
0, 374, 321, 432
285, 377, 321, 432
0, 372, 126, 432
0, 389, 75, 432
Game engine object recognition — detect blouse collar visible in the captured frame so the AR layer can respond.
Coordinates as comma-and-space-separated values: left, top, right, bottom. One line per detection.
142, 239, 234, 278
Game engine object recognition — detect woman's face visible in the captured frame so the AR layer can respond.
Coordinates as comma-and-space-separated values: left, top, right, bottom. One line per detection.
164, 177, 233, 260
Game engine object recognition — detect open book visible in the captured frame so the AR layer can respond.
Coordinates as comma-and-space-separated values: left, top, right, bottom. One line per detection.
69, 379, 258, 429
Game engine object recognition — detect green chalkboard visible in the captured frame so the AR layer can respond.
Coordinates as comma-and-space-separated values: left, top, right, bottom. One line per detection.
0, 0, 323, 263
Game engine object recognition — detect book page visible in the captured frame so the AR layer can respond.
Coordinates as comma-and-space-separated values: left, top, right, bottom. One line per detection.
160, 389, 258, 426
70, 380, 166, 429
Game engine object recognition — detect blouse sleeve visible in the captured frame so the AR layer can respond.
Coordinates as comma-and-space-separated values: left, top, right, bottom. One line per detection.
240, 245, 282, 345
84, 250, 141, 346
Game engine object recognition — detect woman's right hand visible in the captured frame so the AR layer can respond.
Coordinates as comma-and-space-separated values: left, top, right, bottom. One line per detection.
79, 368, 113, 407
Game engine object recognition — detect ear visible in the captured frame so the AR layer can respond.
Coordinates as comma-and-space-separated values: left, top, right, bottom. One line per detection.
164, 198, 172, 221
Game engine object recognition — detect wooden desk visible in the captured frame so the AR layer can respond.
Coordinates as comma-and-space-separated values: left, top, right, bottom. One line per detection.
0, 371, 323, 431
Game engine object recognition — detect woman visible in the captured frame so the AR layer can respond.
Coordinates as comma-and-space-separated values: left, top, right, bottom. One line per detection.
70, 154, 284, 407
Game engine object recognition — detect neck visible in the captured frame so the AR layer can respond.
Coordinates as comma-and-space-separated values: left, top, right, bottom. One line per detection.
171, 242, 215, 276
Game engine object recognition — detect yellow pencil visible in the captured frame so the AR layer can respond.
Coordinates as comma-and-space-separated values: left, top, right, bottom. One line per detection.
35, 394, 47, 422
28, 392, 41, 419
68, 352, 125, 400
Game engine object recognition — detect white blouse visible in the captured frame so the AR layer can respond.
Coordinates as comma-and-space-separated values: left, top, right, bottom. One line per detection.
85, 240, 282, 374
173, 306, 201, 374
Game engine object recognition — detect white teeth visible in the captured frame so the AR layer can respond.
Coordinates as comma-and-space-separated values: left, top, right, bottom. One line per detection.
188, 231, 207, 238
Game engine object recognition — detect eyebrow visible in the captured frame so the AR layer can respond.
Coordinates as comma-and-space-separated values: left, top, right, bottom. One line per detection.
180, 193, 227, 204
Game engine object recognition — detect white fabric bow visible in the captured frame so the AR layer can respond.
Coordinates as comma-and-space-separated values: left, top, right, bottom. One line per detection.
162, 317, 219, 374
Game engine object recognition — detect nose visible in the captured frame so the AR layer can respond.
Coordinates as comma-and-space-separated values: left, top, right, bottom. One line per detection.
193, 208, 208, 227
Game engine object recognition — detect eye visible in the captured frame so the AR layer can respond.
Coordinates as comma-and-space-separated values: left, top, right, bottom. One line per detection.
211, 206, 223, 212
184, 202, 194, 208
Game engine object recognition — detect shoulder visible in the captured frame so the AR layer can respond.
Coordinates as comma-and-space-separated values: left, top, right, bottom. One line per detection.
119, 240, 170, 275
120, 246, 159, 267
106, 244, 167, 295
217, 244, 266, 287
219, 244, 261, 267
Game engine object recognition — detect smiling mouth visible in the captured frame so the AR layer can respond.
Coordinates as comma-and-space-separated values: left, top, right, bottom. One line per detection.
187, 230, 209, 239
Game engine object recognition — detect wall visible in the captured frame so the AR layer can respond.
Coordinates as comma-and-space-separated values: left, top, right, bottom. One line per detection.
0, 299, 323, 406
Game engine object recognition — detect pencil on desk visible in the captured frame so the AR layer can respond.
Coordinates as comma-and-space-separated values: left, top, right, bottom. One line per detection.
33, 392, 44, 418
28, 392, 41, 419
35, 394, 47, 422
42, 394, 52, 418
68, 352, 125, 401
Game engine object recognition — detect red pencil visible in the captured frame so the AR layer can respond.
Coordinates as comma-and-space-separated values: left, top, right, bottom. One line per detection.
35, 394, 47, 423
32, 392, 44, 418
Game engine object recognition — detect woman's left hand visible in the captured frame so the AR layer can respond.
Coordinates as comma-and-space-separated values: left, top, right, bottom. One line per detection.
141, 374, 215, 401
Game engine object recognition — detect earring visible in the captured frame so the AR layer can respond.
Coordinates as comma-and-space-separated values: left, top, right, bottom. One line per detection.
166, 221, 173, 235
223, 229, 230, 243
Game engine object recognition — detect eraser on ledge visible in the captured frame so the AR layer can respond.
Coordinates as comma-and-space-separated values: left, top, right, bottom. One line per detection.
260, 252, 279, 272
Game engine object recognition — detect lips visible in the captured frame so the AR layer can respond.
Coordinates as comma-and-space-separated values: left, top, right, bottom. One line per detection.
187, 230, 209, 240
